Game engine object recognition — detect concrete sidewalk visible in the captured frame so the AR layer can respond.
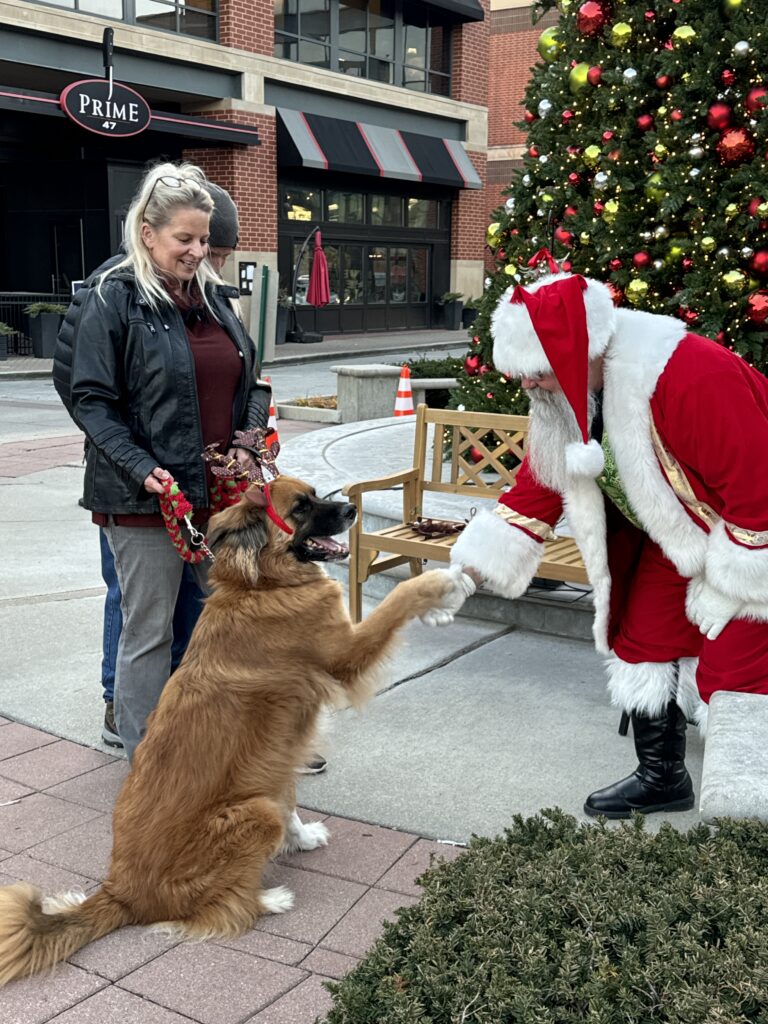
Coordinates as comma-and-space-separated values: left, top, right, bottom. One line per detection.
0, 376, 706, 1023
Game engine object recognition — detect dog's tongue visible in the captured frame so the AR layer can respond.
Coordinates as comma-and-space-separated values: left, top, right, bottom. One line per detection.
310, 535, 348, 554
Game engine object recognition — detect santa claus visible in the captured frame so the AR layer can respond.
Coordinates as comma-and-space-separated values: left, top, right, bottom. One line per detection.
447, 265, 768, 819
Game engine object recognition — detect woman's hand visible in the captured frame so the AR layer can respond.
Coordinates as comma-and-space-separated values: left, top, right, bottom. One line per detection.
226, 447, 257, 474
143, 467, 171, 494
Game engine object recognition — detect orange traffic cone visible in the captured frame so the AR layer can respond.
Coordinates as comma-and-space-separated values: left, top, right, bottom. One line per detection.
394, 364, 414, 416
264, 376, 279, 441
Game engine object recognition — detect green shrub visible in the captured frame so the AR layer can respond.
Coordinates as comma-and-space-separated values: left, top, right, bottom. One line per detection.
403, 356, 463, 380
438, 291, 463, 305
24, 302, 68, 317
324, 811, 768, 1024
0, 322, 15, 336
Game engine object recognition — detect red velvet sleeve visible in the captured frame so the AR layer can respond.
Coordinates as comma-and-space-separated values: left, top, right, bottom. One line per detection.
497, 456, 564, 543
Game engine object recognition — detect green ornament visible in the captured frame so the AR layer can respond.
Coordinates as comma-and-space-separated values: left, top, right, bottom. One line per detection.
644, 172, 666, 202
723, 0, 744, 11
666, 243, 684, 263
700, 236, 717, 253
725, 203, 739, 219
656, 105, 668, 117
504, 264, 518, 276
721, 269, 747, 294
611, 22, 632, 48
626, 279, 649, 305
580, 232, 591, 244
583, 144, 601, 168
537, 26, 563, 63
672, 25, 697, 46
654, 143, 669, 159
569, 63, 591, 96
486, 222, 501, 247
603, 199, 620, 224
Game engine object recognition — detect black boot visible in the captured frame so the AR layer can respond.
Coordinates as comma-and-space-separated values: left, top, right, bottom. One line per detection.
584, 702, 694, 819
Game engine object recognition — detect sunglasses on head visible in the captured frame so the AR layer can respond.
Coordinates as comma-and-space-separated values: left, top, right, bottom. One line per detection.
141, 175, 204, 222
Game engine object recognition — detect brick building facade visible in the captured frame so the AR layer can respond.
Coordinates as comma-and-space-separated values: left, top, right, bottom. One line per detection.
0, 0, 492, 354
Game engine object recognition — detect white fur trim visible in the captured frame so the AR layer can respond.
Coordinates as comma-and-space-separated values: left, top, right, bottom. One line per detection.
675, 657, 708, 736
603, 309, 707, 578
566, 439, 605, 479
491, 273, 616, 378
450, 508, 543, 599
705, 520, 768, 618
605, 656, 678, 718
261, 886, 294, 914
561, 476, 611, 654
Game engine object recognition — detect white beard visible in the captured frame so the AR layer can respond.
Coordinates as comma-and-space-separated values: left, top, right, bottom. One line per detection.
527, 389, 597, 493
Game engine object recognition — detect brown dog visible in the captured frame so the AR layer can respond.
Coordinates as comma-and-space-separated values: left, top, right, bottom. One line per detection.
0, 476, 462, 986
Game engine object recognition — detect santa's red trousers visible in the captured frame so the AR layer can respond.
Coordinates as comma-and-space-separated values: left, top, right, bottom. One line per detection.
610, 535, 768, 703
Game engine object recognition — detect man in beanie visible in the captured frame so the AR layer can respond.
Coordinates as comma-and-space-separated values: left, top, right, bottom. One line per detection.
204, 181, 239, 273
444, 258, 768, 819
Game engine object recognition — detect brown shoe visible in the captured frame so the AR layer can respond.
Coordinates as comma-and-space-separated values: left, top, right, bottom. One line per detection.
101, 701, 123, 748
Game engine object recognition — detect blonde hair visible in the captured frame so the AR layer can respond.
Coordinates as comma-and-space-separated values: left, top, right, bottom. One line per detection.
98, 161, 223, 311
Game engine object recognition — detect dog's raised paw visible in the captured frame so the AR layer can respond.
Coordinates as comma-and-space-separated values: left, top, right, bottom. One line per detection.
261, 886, 294, 914
282, 818, 330, 853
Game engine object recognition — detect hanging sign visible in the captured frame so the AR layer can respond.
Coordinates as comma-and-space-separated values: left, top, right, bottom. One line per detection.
60, 79, 151, 138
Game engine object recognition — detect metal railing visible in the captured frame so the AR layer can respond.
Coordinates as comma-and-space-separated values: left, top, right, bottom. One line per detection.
0, 293, 70, 356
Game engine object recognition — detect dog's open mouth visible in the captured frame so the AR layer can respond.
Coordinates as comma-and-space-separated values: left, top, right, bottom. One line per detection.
296, 535, 350, 562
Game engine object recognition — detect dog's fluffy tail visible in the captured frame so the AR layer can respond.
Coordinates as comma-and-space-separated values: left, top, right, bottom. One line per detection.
0, 884, 132, 987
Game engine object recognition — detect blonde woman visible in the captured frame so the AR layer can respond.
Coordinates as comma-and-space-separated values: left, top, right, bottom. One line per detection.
70, 162, 270, 761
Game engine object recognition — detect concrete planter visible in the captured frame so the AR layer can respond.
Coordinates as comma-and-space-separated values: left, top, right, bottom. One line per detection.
332, 363, 457, 422
436, 300, 463, 331
0, 334, 8, 361
277, 401, 341, 424
29, 313, 62, 359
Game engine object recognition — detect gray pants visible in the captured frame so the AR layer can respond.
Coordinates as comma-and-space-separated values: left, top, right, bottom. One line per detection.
105, 524, 210, 762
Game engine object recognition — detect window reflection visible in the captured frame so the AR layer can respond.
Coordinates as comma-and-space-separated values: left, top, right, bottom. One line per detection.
369, 195, 402, 227
389, 248, 407, 304
407, 198, 438, 229
343, 246, 364, 304
409, 248, 428, 302
366, 248, 386, 304
326, 190, 364, 223
282, 187, 322, 221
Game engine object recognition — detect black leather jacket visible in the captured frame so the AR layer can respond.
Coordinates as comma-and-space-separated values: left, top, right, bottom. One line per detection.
67, 266, 270, 514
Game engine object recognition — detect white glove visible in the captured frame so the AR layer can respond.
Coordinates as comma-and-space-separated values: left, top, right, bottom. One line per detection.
420, 565, 477, 627
685, 577, 743, 641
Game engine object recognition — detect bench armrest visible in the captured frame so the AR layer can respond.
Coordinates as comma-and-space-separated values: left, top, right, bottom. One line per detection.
343, 468, 420, 498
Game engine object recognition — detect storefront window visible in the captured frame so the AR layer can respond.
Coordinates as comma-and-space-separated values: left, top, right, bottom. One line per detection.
409, 248, 428, 302
325, 191, 364, 224
407, 198, 439, 229
26, 0, 221, 38
324, 244, 341, 304
275, 0, 452, 95
282, 187, 322, 222
389, 248, 407, 304
366, 248, 387, 304
342, 247, 364, 304
369, 194, 402, 227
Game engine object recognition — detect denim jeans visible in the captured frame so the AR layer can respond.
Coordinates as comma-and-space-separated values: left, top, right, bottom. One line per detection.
99, 526, 205, 703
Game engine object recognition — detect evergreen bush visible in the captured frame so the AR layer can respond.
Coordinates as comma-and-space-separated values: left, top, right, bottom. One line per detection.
324, 811, 768, 1024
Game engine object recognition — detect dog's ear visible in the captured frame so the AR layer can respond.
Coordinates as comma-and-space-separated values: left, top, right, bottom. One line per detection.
244, 485, 269, 508
207, 511, 268, 586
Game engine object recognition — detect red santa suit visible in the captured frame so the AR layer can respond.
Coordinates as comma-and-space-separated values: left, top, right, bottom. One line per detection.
451, 290, 768, 731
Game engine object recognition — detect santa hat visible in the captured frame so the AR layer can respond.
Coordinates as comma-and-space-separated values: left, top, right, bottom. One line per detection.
491, 268, 616, 479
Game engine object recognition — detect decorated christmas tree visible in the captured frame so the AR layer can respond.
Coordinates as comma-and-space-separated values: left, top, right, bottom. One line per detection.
454, 0, 768, 418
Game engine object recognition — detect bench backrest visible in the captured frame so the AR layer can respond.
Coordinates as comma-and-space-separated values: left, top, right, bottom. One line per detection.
412, 403, 530, 500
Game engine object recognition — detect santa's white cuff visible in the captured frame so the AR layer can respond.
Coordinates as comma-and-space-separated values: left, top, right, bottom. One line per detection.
705, 520, 768, 611
450, 508, 542, 600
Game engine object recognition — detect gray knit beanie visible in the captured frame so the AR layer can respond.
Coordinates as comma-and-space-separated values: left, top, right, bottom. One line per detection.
205, 182, 240, 248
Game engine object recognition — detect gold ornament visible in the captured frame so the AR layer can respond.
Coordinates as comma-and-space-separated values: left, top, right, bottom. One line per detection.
656, 105, 668, 117
486, 222, 501, 247
725, 203, 739, 219
654, 143, 669, 159
557, 0, 573, 10
644, 172, 666, 202
666, 244, 684, 264
721, 269, 747, 294
723, 0, 744, 13
537, 27, 563, 63
672, 26, 697, 46
541, 193, 554, 204
758, 202, 768, 218
580, 232, 591, 244
583, 144, 602, 168
569, 63, 591, 96
626, 279, 649, 305
603, 199, 620, 224
611, 22, 633, 48
504, 264, 518, 276
700, 236, 717, 253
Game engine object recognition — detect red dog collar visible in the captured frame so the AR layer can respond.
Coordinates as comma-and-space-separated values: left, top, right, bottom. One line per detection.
263, 482, 294, 535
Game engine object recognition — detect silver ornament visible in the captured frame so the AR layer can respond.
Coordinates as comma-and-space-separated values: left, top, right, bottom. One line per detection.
733, 40, 751, 57
741, 246, 755, 258
623, 68, 638, 83
537, 208, 546, 217
654, 225, 669, 240
522, 174, 532, 186
690, 132, 703, 143
593, 171, 610, 189
653, 260, 664, 270
538, 98, 553, 117
750, 119, 758, 128
539, 154, 549, 163
640, 230, 653, 241
505, 197, 516, 212
717, 247, 730, 259
689, 167, 702, 178
688, 146, 704, 160
484, 278, 492, 289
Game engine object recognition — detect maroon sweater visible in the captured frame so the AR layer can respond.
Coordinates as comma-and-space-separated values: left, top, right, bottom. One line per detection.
93, 288, 242, 528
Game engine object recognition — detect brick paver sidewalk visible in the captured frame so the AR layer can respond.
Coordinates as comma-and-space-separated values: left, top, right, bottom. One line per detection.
0, 717, 462, 1024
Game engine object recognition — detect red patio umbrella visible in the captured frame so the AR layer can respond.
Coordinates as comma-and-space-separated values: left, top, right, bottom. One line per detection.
306, 230, 330, 308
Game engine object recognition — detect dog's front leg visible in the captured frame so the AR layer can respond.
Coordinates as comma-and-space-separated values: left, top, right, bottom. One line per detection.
280, 810, 330, 854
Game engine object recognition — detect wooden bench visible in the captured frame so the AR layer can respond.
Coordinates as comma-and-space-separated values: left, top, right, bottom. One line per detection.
342, 404, 589, 622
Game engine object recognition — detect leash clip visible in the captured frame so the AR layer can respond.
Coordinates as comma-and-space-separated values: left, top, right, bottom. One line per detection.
184, 515, 215, 562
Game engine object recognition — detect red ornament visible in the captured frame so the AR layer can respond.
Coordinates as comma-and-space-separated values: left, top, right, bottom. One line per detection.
717, 127, 755, 165
715, 330, 726, 345
593, 200, 605, 215
609, 258, 623, 272
679, 307, 699, 326
707, 102, 732, 130
602, 130, 614, 142
562, 109, 575, 123
748, 197, 765, 217
682, 257, 694, 271
721, 69, 737, 88
464, 354, 481, 376
637, 114, 654, 132
608, 149, 621, 162
633, 251, 651, 269
469, 446, 484, 464
577, 1, 607, 36
606, 282, 624, 306
524, 110, 537, 124
645, 9, 656, 20
564, 205, 579, 217
528, 145, 539, 158
749, 251, 768, 276
745, 86, 768, 114
554, 226, 575, 247
479, 364, 491, 375
497, 249, 506, 260
567, 145, 582, 157
485, 393, 495, 401
561, 260, 573, 272
568, 172, 581, 186
746, 291, 768, 324
670, 109, 684, 122
587, 66, 603, 86
655, 74, 670, 90
472, 335, 480, 346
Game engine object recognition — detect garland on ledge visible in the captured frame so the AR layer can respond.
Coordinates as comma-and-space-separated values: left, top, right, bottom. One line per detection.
159, 427, 280, 563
